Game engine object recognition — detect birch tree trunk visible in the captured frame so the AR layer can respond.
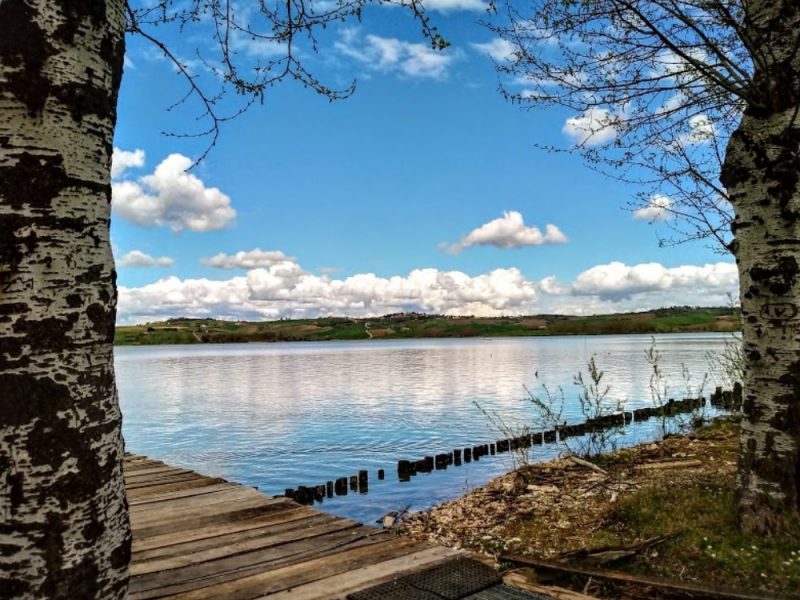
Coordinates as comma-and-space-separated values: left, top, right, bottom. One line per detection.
721, 1, 800, 535
0, 1, 131, 597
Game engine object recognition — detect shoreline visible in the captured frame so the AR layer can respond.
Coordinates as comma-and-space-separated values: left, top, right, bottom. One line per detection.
115, 328, 739, 348
115, 307, 740, 346
399, 418, 799, 596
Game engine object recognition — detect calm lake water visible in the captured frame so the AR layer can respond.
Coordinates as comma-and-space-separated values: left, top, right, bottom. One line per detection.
116, 333, 733, 523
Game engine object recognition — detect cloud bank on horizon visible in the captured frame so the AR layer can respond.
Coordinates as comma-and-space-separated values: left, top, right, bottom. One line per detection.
117, 256, 738, 324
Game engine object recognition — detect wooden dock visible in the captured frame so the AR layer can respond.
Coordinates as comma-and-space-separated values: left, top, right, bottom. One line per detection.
125, 454, 532, 600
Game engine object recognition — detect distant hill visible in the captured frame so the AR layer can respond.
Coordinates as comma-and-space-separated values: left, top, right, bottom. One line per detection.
115, 306, 740, 346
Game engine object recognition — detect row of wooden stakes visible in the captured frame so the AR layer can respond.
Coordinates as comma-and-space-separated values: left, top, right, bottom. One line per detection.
284, 468, 383, 505
284, 384, 742, 505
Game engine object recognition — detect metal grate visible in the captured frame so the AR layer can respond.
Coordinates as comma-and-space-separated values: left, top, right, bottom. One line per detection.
348, 580, 442, 600
348, 557, 501, 600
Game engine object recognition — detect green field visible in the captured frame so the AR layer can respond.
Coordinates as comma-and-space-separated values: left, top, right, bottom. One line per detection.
115, 306, 740, 346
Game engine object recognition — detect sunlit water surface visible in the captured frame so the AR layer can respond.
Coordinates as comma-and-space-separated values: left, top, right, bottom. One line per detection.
116, 333, 732, 523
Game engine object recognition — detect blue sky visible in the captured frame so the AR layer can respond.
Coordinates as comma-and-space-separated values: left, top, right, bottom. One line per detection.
111, 2, 737, 324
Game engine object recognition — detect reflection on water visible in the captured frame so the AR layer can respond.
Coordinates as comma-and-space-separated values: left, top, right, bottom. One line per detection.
116, 333, 731, 522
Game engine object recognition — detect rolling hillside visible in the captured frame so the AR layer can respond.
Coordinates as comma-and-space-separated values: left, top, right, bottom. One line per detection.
115, 306, 740, 345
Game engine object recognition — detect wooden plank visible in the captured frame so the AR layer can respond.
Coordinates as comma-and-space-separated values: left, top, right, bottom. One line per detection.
125, 460, 169, 471
126, 453, 155, 461
130, 487, 265, 517
261, 546, 459, 600
129, 529, 396, 599
126, 472, 202, 488
133, 512, 335, 561
132, 507, 316, 553
126, 477, 229, 499
125, 471, 195, 485
136, 536, 426, 600
125, 455, 164, 466
504, 570, 598, 600
125, 467, 196, 478
132, 500, 296, 540
129, 483, 243, 507
131, 517, 363, 576
124, 466, 189, 478
132, 524, 381, 589
130, 495, 283, 531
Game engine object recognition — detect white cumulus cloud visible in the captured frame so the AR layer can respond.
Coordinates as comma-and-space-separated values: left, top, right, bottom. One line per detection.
116, 258, 739, 324
442, 211, 567, 254
633, 194, 675, 222
335, 29, 456, 80
117, 250, 175, 268
471, 38, 517, 62
111, 147, 145, 179
571, 261, 738, 301
422, 0, 485, 10
201, 249, 296, 269
112, 153, 236, 232
563, 108, 620, 146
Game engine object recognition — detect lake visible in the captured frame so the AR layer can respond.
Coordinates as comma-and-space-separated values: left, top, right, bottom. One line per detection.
116, 332, 734, 523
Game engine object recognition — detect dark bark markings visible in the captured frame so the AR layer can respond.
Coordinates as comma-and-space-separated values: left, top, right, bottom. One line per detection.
1, 1, 130, 598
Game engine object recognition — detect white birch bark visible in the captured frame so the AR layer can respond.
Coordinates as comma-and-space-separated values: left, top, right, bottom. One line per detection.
722, 0, 800, 534
0, 1, 131, 597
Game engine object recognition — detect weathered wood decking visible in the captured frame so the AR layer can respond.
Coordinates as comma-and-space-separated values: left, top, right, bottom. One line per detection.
124, 454, 511, 600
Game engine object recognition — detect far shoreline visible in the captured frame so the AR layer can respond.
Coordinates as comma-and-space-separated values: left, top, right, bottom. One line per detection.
115, 306, 740, 347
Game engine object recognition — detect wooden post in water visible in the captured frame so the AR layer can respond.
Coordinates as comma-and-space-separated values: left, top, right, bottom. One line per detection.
295, 486, 312, 504
435, 453, 449, 470
397, 460, 412, 482
335, 477, 348, 495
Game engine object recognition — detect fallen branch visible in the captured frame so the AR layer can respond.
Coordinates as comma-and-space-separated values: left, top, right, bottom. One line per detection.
558, 533, 680, 566
567, 455, 608, 475
500, 554, 800, 600
504, 569, 600, 600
